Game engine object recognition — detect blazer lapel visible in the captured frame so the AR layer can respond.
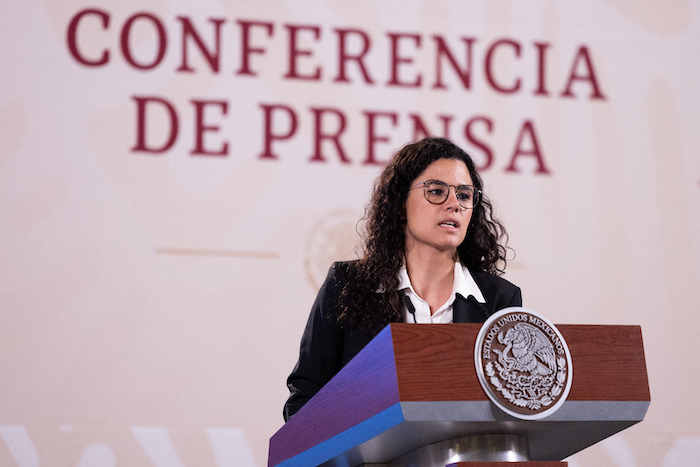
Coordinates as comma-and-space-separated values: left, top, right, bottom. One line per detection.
453, 294, 489, 323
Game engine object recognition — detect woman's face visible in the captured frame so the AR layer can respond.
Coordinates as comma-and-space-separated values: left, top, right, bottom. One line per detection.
404, 158, 474, 255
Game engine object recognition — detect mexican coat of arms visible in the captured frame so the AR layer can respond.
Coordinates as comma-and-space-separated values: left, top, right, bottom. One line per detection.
474, 307, 573, 420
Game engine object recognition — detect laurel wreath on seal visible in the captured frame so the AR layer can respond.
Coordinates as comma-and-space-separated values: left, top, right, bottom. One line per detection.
485, 357, 568, 410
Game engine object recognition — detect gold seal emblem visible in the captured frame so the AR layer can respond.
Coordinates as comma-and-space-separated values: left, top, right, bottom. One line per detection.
474, 307, 573, 420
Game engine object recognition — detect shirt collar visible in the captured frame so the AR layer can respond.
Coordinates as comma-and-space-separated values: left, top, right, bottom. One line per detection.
454, 262, 486, 303
398, 261, 486, 303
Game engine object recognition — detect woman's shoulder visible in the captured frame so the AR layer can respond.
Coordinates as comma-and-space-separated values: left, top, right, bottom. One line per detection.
468, 268, 520, 297
315, 260, 360, 301
329, 259, 358, 272
325, 260, 360, 281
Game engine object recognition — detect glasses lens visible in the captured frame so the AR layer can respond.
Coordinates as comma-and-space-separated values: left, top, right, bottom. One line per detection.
423, 181, 449, 204
421, 181, 479, 209
455, 186, 477, 209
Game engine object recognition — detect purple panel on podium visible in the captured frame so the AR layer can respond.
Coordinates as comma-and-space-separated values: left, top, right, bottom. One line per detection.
269, 326, 403, 466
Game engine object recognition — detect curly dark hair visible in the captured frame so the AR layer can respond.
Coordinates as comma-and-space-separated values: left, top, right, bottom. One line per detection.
338, 137, 510, 331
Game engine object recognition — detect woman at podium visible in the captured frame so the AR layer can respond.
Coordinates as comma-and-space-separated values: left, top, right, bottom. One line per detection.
284, 137, 522, 421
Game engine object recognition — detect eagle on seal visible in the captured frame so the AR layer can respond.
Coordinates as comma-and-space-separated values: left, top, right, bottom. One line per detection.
495, 322, 557, 376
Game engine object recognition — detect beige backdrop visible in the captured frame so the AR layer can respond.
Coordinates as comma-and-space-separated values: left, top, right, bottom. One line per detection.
2, 0, 699, 465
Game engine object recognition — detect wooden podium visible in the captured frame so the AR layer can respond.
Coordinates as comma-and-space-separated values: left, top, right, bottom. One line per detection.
268, 323, 650, 466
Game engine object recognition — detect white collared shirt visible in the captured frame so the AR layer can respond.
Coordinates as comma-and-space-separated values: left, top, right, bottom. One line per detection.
398, 262, 486, 323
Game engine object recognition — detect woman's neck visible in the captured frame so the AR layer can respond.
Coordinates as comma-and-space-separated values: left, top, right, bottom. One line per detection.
404, 247, 457, 313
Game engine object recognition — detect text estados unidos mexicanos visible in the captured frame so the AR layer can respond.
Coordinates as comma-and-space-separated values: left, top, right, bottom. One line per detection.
482, 313, 564, 360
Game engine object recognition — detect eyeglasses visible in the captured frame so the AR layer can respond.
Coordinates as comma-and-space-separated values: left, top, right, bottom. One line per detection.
409, 180, 481, 210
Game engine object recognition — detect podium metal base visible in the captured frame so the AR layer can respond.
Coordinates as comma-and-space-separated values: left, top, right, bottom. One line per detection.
387, 434, 530, 467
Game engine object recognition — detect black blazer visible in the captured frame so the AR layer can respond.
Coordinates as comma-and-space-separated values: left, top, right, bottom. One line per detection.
283, 261, 522, 421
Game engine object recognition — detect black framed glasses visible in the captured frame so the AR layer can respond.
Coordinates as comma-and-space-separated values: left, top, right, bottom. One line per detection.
410, 180, 481, 210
